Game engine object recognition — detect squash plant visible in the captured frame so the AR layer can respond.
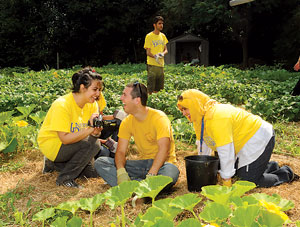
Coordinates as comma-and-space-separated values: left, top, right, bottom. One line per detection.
31, 176, 299, 227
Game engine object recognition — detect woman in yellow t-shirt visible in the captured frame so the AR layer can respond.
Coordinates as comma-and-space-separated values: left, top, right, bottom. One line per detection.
38, 67, 104, 188
177, 89, 296, 188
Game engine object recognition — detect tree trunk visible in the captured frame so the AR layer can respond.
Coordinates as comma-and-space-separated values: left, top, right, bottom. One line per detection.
242, 36, 249, 68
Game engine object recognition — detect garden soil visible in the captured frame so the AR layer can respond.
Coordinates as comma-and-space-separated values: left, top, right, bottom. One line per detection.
1, 147, 300, 226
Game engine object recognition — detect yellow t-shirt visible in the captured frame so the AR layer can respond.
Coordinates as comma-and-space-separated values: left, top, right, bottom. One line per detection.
144, 32, 168, 67
37, 93, 99, 161
97, 92, 106, 112
118, 108, 176, 164
198, 104, 262, 153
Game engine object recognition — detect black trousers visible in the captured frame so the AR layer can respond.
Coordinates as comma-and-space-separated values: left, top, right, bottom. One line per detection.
236, 135, 293, 187
54, 136, 100, 184
291, 78, 300, 96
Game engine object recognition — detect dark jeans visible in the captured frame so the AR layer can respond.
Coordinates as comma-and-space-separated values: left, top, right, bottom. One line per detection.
236, 135, 293, 187
54, 136, 100, 184
291, 78, 300, 96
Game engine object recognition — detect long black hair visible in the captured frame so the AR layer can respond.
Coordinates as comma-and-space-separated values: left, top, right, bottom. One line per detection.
71, 67, 104, 93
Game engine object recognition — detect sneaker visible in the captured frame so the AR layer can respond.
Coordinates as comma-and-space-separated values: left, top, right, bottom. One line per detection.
56, 180, 83, 189
42, 156, 54, 174
292, 173, 300, 182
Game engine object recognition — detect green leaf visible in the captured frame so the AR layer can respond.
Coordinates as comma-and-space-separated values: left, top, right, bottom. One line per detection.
201, 181, 256, 205
151, 218, 174, 227
0, 111, 14, 124
257, 209, 285, 227
2, 138, 17, 153
134, 175, 172, 202
32, 207, 55, 221
230, 204, 260, 226
29, 111, 47, 125
79, 193, 106, 213
201, 184, 234, 205
177, 218, 202, 227
169, 193, 201, 213
140, 207, 164, 224
250, 193, 294, 211
231, 181, 257, 197
66, 216, 82, 227
56, 201, 80, 215
153, 198, 182, 220
199, 201, 231, 222
16, 104, 36, 117
105, 180, 139, 210
50, 216, 68, 227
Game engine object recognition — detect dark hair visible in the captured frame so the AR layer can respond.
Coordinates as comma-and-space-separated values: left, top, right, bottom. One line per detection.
126, 82, 148, 106
153, 16, 164, 24
71, 67, 104, 93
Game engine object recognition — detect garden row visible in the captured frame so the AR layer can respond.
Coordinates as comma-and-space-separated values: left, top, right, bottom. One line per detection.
1, 64, 300, 155
31, 175, 297, 226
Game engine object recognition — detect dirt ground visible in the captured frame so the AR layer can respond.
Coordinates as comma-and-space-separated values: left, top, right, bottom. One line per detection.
1, 148, 300, 226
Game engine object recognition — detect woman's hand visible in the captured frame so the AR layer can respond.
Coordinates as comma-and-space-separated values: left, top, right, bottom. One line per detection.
89, 113, 100, 127
89, 113, 104, 137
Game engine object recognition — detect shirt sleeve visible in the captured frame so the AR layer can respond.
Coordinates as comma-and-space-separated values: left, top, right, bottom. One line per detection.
118, 116, 132, 140
144, 34, 151, 49
155, 116, 172, 140
216, 142, 236, 179
48, 102, 71, 133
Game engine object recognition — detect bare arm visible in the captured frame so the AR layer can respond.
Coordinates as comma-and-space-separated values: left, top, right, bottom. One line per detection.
102, 115, 114, 120
148, 137, 170, 175
146, 48, 155, 58
162, 45, 168, 55
115, 137, 129, 169
58, 128, 95, 144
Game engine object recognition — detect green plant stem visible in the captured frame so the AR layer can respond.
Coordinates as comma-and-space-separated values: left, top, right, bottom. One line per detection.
90, 212, 93, 227
191, 210, 199, 221
121, 205, 125, 227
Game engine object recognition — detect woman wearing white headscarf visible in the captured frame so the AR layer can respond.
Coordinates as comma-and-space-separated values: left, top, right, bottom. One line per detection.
177, 89, 296, 187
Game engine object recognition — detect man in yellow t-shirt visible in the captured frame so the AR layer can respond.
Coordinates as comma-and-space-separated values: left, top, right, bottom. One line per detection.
94, 82, 179, 188
144, 16, 168, 94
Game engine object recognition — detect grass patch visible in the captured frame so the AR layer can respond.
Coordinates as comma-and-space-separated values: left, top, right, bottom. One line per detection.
274, 121, 300, 156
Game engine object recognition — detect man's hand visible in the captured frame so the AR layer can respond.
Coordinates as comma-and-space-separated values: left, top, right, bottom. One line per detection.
157, 52, 164, 58
154, 54, 160, 62
104, 138, 117, 153
113, 109, 128, 121
294, 61, 300, 71
117, 168, 130, 185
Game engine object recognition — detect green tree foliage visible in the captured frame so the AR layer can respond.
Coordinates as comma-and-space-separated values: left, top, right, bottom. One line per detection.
0, 0, 161, 69
0, 0, 300, 69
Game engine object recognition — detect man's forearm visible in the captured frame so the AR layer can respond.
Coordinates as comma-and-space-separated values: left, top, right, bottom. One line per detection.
148, 151, 168, 174
115, 151, 126, 169
148, 137, 170, 174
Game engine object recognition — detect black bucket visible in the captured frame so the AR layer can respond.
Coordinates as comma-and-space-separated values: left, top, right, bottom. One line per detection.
184, 155, 219, 192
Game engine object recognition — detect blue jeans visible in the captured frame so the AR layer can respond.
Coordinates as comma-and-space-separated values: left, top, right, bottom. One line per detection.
94, 157, 180, 188
236, 135, 293, 187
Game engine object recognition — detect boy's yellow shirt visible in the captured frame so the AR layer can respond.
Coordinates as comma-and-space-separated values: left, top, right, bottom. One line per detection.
118, 108, 176, 164
144, 32, 168, 67
37, 93, 98, 161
